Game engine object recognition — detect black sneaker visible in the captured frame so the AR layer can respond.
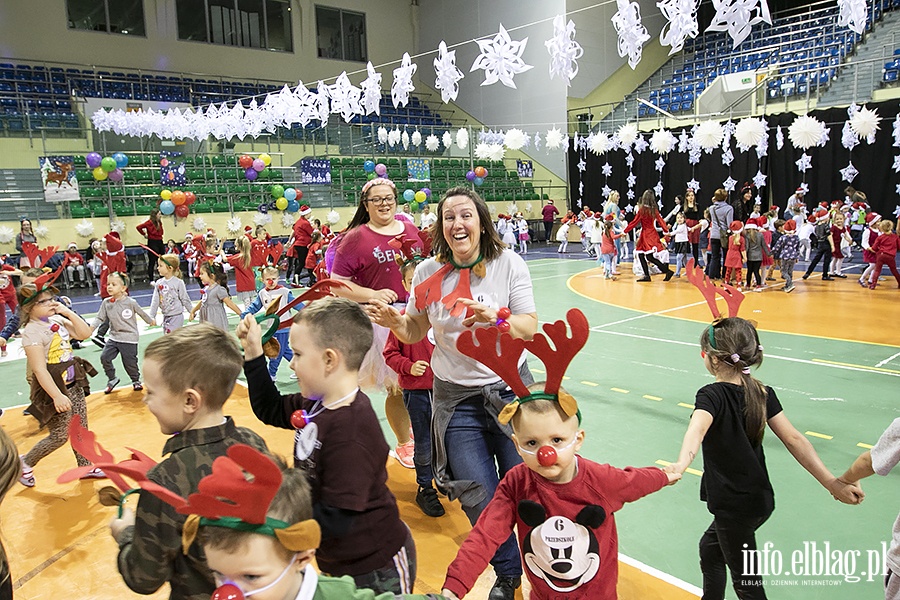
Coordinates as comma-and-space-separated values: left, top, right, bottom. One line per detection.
415, 486, 445, 517
488, 576, 521, 600
664, 270, 674, 281
71, 340, 82, 349
105, 377, 120, 394
91, 335, 106, 349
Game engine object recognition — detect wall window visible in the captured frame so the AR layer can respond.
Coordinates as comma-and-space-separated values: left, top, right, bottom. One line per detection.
67, 0, 146, 36
175, 0, 293, 52
316, 6, 367, 62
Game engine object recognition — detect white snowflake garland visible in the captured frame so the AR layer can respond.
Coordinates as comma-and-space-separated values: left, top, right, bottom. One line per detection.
706, 0, 772, 49
470, 25, 533, 89
658, 0, 700, 55
0, 226, 14, 245
75, 219, 95, 238
545, 127, 565, 150
425, 134, 441, 152
360, 62, 383, 116
612, 0, 651, 69
226, 217, 243, 234
837, 0, 867, 35
391, 53, 417, 109
33, 223, 50, 239
789, 115, 827, 150
545, 14, 583, 86
327, 72, 362, 123
434, 41, 464, 103
504, 128, 527, 150
192, 217, 207, 232
455, 128, 469, 150
839, 161, 859, 183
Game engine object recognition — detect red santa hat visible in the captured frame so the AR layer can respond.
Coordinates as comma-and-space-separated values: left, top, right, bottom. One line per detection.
784, 219, 797, 232
795, 187, 805, 195
866, 212, 882, 226
604, 213, 615, 222
104, 232, 123, 252
830, 200, 842, 209
184, 232, 193, 239
807, 214, 817, 224
819, 201, 829, 209
814, 208, 830, 223
744, 219, 758, 230
299, 205, 312, 216
67, 242, 78, 249
729, 220, 743, 233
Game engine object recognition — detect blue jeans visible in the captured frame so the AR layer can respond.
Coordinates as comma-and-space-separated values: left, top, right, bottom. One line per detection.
403, 389, 434, 487
268, 329, 293, 378
443, 396, 523, 579
601, 253, 616, 277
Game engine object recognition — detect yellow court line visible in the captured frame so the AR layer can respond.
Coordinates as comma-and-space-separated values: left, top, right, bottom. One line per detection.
857, 443, 873, 449
532, 368, 545, 374
643, 395, 662, 401
811, 358, 900, 375
677, 402, 695, 409
655, 459, 703, 477
611, 387, 630, 394
805, 431, 833, 440
580, 381, 599, 387
562, 376, 571, 380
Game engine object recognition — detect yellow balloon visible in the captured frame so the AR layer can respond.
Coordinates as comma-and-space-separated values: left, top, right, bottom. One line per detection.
160, 189, 172, 200
414, 191, 427, 203
92, 167, 108, 181
275, 196, 288, 210
259, 153, 272, 167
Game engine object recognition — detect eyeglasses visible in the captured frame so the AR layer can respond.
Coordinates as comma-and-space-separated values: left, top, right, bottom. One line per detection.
366, 196, 396, 206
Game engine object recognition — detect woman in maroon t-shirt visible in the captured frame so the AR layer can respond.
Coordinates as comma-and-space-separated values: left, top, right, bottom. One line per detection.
331, 178, 422, 466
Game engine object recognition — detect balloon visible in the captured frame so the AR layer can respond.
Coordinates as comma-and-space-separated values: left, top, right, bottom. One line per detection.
414, 191, 426, 203
175, 204, 190, 218
252, 159, 265, 172
409, 200, 419, 212
112, 152, 128, 168
259, 169, 271, 180
160, 158, 169, 167
271, 185, 285, 199
474, 166, 487, 178
86, 152, 102, 169
295, 189, 303, 200
403, 189, 415, 202
473, 176, 484, 186
275, 197, 288, 210
284, 188, 297, 201
100, 156, 117, 172
259, 153, 272, 167
107, 168, 124, 182
160, 189, 172, 200
184, 191, 197, 205
258, 203, 269, 214
159, 200, 175, 215
374, 163, 387, 176
245, 168, 258, 181
92, 167, 108, 181
421, 188, 432, 199
466, 170, 476, 181
363, 160, 375, 173
366, 172, 376, 180
287, 199, 300, 213
238, 154, 253, 169
171, 190, 186, 206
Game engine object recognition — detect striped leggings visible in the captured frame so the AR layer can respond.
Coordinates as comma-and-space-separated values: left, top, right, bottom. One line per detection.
23, 384, 91, 468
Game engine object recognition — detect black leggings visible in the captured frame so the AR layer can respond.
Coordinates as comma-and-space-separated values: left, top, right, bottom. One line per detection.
638, 253, 670, 278
746, 261, 762, 287
146, 238, 165, 279
700, 515, 770, 600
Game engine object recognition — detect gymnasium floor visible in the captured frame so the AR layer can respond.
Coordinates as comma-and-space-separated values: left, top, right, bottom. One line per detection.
1, 245, 898, 599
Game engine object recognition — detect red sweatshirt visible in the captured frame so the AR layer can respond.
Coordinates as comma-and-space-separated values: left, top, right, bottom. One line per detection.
871, 231, 900, 256
226, 253, 256, 293
136, 219, 164, 241
382, 327, 434, 390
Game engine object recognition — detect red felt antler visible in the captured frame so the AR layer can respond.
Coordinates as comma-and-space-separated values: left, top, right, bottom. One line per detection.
276, 279, 348, 324
456, 326, 530, 398
388, 234, 420, 263
719, 281, 745, 318
417, 228, 432, 257
524, 309, 589, 395
685, 258, 745, 319
413, 263, 454, 312
268, 241, 284, 265
439, 266, 473, 318
21, 242, 59, 269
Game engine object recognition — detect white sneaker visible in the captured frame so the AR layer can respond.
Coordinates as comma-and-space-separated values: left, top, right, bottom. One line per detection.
18, 456, 34, 487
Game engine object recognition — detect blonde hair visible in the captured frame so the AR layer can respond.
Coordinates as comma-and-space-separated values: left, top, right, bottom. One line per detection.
160, 254, 182, 278
234, 236, 252, 269
879, 219, 894, 233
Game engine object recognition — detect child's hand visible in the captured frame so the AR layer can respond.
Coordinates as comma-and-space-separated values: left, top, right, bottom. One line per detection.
665, 470, 682, 485
54, 394, 72, 413
441, 589, 460, 600
410, 360, 429, 377
235, 314, 264, 360
188, 311, 196, 321
110, 506, 136, 542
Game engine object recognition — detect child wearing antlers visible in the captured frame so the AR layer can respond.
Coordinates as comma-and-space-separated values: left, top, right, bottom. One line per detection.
440, 309, 679, 600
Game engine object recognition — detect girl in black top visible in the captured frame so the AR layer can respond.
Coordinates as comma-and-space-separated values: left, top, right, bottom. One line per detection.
668, 318, 862, 600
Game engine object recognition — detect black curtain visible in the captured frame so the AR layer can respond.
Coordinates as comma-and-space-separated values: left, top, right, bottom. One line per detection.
569, 99, 900, 219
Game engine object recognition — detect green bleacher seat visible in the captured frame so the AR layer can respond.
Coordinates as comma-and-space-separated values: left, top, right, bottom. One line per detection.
70, 203, 91, 218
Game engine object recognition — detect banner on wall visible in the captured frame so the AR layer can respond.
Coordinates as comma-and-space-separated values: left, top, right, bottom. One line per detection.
300, 158, 332, 184
159, 151, 187, 186
517, 159, 534, 178
39, 156, 80, 203
406, 158, 431, 182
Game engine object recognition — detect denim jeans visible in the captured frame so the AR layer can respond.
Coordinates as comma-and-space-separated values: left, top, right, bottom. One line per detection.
267, 329, 293, 378
707, 238, 725, 279
699, 515, 770, 600
402, 389, 434, 487
443, 395, 523, 579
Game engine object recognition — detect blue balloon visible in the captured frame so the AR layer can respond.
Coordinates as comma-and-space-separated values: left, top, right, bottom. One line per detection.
159, 200, 175, 215
112, 152, 129, 168
363, 160, 376, 173
403, 189, 415, 202
284, 187, 297, 201
287, 199, 300, 213
473, 176, 484, 186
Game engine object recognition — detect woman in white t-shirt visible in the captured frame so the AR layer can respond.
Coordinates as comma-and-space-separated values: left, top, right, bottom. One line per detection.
367, 187, 537, 598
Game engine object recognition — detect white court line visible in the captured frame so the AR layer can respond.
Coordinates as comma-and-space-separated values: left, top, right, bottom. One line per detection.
531, 272, 580, 282
876, 350, 900, 368
591, 299, 711, 329
619, 553, 702, 597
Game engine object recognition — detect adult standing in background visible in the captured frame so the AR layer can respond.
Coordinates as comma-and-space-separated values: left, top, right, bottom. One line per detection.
541, 199, 559, 242
707, 189, 733, 280
136, 208, 165, 278
683, 189, 704, 266
420, 203, 437, 230
15, 218, 36, 267
288, 205, 313, 286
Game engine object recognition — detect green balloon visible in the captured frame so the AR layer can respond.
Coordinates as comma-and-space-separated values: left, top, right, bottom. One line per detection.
367, 172, 376, 180
409, 200, 419, 212
271, 185, 285, 199
100, 156, 117, 172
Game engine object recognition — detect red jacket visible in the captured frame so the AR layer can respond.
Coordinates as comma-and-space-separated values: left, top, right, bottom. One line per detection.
872, 231, 900, 256
622, 208, 669, 253
136, 219, 164, 241
382, 327, 434, 390
292, 217, 313, 248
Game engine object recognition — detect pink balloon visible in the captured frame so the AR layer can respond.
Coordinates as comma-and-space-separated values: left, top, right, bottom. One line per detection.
374, 163, 387, 176
107, 168, 124, 182
252, 159, 266, 172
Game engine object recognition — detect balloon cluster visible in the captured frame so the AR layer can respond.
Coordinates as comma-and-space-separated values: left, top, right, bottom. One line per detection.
270, 185, 304, 212
363, 160, 389, 180
87, 152, 128, 182
400, 187, 431, 212
239, 153, 272, 181
465, 165, 490, 187
159, 188, 197, 218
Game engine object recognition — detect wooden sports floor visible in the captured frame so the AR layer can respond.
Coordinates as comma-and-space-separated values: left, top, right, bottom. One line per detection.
1, 248, 898, 599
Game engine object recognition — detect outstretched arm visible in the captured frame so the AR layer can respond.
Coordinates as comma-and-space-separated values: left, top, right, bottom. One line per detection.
669, 409, 713, 474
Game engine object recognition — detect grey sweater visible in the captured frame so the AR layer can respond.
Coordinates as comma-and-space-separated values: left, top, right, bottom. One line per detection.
92, 296, 153, 344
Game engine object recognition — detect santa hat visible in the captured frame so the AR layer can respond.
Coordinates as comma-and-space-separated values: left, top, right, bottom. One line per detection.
784, 219, 797, 231
299, 205, 312, 216
604, 213, 615, 221
769, 205, 779, 214
244, 226, 253, 233
830, 200, 842, 209
184, 232, 193, 239
67, 242, 78, 249
866, 212, 882, 226
795, 187, 805, 194
104, 232, 123, 252
819, 201, 829, 209
839, 204, 851, 212
807, 214, 817, 224
814, 208, 830, 223
744, 219, 758, 230
729, 220, 743, 233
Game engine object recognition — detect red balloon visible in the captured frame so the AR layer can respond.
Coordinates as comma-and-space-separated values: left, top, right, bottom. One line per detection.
290, 410, 310, 429
238, 154, 253, 169
474, 166, 487, 178
537, 446, 557, 467
175, 204, 190, 218
184, 191, 197, 205
295, 189, 303, 200
497, 307, 511, 320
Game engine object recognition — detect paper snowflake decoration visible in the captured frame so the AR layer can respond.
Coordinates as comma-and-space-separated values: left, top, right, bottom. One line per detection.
626, 172, 637, 187
226, 217, 243, 234
601, 163, 613, 177
893, 115, 900, 147
434, 41, 464, 103
391, 53, 417, 109
895, 204, 900, 218
327, 72, 362, 123
490, 144, 506, 161
839, 161, 859, 183
442, 131, 452, 148
505, 128, 527, 150
401, 130, 410, 150
841, 121, 860, 151
723, 176, 738, 191
756, 134, 769, 158
75, 219, 95, 238
545, 127, 565, 150
837, 0, 867, 35
577, 158, 587, 172
625, 152, 635, 167
706, 0, 772, 49
545, 14, 583, 85
456, 128, 469, 150
627, 189, 636, 200
589, 132, 614, 155
650, 128, 677, 154
533, 132, 542, 151
654, 181, 665, 198
850, 106, 881, 141
388, 128, 401, 148
687, 178, 700, 192
411, 130, 422, 147
475, 143, 492, 161
377, 126, 388, 144
776, 125, 784, 150
617, 123, 639, 150
326, 210, 340, 225
602, 185, 613, 198
688, 146, 702, 164
634, 135, 649, 154
425, 134, 441, 152
360, 62, 383, 116
0, 226, 13, 245
655, 157, 666, 172
796, 153, 813, 172
109, 220, 125, 234
470, 24, 533, 88
695, 120, 725, 150
658, 0, 700, 55
893, 156, 900, 173
191, 217, 207, 232
789, 115, 827, 150
799, 182, 809, 194
253, 212, 273, 227
721, 148, 734, 166
281, 212, 294, 229
612, 0, 651, 69
33, 223, 49, 239
578, 181, 584, 196
678, 130, 691, 153
753, 170, 767, 188
735, 118, 766, 150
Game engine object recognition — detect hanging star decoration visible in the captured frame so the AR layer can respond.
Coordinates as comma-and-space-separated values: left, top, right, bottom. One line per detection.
360, 62, 383, 116
894, 204, 900, 218
577, 158, 587, 172
893, 114, 900, 147
654, 181, 665, 198
602, 185, 613, 197
326, 72, 362, 123
723, 176, 738, 191
658, 0, 700, 55
625, 152, 635, 167
678, 130, 691, 153
470, 24, 534, 88
627, 189, 636, 200
755, 133, 769, 158
533, 132, 542, 151
706, 0, 772, 49
655, 157, 666, 172
634, 134, 649, 154
601, 163, 613, 177
839, 161, 859, 183
434, 41, 464, 103
612, 0, 651, 69
893, 156, 900, 173
752, 170, 767, 188
579, 181, 584, 196
687, 178, 700, 192
626, 172, 637, 187
545, 14, 583, 86
799, 182, 810, 194
721, 148, 734, 166
391, 53, 417, 109
841, 121, 860, 151
795, 153, 813, 172
837, 0, 867, 35
624, 203, 635, 213
776, 125, 785, 149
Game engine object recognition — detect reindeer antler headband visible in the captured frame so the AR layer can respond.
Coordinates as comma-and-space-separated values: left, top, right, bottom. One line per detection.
255, 279, 349, 346
456, 308, 589, 425
139, 244, 178, 270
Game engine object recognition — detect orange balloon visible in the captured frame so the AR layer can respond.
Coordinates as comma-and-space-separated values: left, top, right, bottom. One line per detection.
474, 166, 487, 178
171, 190, 186, 206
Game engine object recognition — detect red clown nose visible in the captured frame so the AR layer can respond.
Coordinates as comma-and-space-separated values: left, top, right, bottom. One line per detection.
537, 446, 557, 467
211, 583, 243, 600
290, 409, 310, 430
